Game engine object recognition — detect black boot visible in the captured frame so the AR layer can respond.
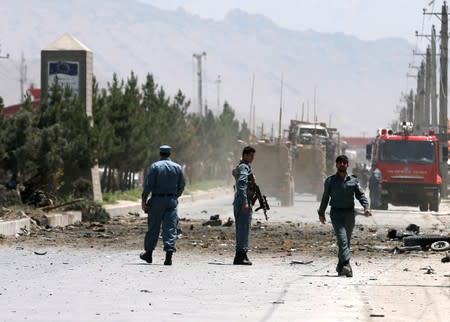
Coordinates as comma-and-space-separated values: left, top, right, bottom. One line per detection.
233, 250, 252, 265
340, 260, 353, 277
164, 251, 173, 266
336, 261, 343, 275
243, 251, 253, 265
140, 251, 152, 264
233, 251, 243, 265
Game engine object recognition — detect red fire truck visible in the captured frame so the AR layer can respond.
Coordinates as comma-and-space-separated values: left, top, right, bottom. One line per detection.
366, 122, 441, 211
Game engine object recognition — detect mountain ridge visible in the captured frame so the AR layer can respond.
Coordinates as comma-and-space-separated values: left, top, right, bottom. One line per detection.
0, 0, 413, 136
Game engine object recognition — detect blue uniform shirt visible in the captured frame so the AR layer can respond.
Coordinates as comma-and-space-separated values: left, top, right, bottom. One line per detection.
318, 172, 369, 216
141, 158, 186, 203
234, 160, 252, 205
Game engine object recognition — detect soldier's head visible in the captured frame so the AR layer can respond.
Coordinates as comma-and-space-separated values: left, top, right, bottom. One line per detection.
242, 146, 256, 163
159, 145, 171, 158
335, 154, 349, 173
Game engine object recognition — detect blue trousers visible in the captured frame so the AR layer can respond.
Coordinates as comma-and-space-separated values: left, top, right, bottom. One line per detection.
144, 197, 178, 253
233, 199, 253, 252
330, 208, 355, 264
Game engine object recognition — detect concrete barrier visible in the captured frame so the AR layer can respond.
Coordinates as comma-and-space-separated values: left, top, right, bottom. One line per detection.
45, 211, 82, 227
104, 203, 144, 218
0, 217, 31, 236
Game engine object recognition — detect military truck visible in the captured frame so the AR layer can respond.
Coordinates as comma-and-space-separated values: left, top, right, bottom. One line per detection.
251, 140, 295, 207
288, 120, 339, 199
291, 143, 327, 201
249, 120, 339, 206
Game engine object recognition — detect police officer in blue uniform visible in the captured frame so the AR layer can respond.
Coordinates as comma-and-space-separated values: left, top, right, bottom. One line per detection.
140, 145, 186, 266
232, 146, 256, 265
318, 155, 372, 277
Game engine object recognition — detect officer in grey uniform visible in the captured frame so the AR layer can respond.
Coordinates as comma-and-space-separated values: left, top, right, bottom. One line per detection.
317, 155, 372, 277
140, 145, 185, 266
369, 164, 382, 209
232, 146, 256, 265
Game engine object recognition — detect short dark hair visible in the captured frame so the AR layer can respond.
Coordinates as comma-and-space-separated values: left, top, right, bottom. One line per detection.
335, 154, 349, 163
242, 146, 256, 158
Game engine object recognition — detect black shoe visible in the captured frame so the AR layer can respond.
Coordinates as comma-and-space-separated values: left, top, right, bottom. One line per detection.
336, 262, 343, 275
140, 252, 152, 264
340, 264, 353, 277
164, 252, 173, 266
233, 251, 252, 265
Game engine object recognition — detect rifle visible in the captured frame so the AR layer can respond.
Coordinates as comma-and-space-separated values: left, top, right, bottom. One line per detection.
254, 184, 270, 220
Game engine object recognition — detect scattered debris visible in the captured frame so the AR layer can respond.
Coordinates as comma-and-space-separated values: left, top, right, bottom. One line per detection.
222, 217, 234, 227
33, 251, 47, 255
32, 216, 49, 228
430, 241, 450, 252
441, 251, 450, 263
420, 266, 435, 274
403, 235, 450, 248
290, 260, 313, 265
128, 212, 140, 217
405, 224, 420, 234
387, 224, 420, 240
202, 214, 222, 226
39, 198, 84, 212
27, 190, 55, 208
392, 246, 422, 254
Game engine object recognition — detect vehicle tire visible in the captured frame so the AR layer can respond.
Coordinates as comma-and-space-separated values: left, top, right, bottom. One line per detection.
379, 201, 388, 210
430, 241, 450, 251
403, 235, 450, 247
429, 192, 440, 212
429, 202, 439, 212
419, 203, 428, 212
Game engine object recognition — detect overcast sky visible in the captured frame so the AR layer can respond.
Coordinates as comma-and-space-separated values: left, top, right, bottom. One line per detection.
140, 0, 441, 45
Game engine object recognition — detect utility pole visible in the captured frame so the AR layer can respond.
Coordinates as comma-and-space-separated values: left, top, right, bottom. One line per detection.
193, 52, 206, 116
278, 74, 284, 142
313, 86, 318, 122
414, 61, 426, 133
407, 90, 414, 122
19, 52, 27, 103
431, 25, 438, 128
425, 46, 431, 127
215, 74, 221, 114
301, 102, 304, 121
439, 2, 448, 198
249, 73, 255, 139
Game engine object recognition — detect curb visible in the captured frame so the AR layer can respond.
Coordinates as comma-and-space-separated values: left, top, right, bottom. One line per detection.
0, 188, 233, 234
0, 217, 30, 237
0, 211, 82, 237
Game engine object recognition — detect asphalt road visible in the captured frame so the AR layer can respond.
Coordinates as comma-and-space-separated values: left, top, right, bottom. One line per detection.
179, 191, 450, 232
1, 191, 449, 322
0, 247, 448, 322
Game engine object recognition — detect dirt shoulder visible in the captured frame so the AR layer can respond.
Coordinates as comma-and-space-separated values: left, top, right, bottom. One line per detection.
0, 214, 422, 259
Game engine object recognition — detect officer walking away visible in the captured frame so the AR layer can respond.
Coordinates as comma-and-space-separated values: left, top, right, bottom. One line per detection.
317, 155, 372, 277
232, 146, 256, 265
140, 145, 186, 266
369, 164, 382, 209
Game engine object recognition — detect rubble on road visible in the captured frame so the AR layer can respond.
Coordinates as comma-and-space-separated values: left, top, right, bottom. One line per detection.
202, 214, 223, 226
